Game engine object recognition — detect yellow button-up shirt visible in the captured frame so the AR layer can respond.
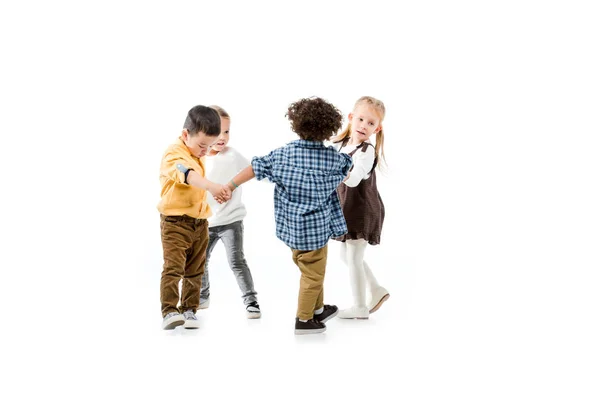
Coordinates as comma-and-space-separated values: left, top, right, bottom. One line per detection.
157, 137, 212, 219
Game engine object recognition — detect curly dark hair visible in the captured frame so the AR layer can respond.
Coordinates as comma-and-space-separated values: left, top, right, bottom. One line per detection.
285, 97, 343, 141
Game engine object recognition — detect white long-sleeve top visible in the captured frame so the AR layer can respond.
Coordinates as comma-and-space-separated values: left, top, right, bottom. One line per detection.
204, 146, 249, 227
330, 140, 376, 188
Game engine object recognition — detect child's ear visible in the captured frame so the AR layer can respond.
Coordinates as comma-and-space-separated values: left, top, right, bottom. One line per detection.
181, 129, 189, 141
375, 125, 382, 133
348, 113, 353, 121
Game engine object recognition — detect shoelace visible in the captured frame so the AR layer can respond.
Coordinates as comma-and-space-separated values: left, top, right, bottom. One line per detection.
184, 311, 196, 319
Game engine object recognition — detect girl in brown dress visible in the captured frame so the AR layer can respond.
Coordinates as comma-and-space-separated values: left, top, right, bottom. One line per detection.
331, 96, 390, 319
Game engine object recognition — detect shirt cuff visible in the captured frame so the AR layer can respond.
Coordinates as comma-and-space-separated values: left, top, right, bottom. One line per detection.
251, 157, 269, 181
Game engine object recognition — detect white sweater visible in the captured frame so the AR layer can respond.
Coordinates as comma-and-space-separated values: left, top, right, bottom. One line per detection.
204, 146, 249, 227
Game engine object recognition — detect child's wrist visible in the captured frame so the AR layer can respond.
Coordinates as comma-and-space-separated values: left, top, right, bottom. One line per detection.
207, 181, 218, 192
229, 179, 239, 190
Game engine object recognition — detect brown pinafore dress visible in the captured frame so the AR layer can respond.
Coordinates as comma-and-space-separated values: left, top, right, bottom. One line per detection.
334, 138, 385, 245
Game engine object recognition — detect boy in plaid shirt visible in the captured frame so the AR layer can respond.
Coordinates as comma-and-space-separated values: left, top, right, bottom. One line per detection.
227, 97, 352, 334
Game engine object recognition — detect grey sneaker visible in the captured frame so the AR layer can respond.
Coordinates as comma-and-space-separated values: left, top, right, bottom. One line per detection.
199, 298, 210, 310
183, 310, 200, 329
162, 312, 185, 330
246, 302, 261, 319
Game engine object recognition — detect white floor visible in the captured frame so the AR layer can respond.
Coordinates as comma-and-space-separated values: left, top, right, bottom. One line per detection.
4, 171, 599, 400
8, 203, 595, 400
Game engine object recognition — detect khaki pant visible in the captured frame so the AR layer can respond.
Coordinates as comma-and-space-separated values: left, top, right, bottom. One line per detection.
291, 245, 328, 320
160, 214, 208, 316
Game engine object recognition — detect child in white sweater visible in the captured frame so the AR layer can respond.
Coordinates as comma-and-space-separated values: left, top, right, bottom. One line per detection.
199, 105, 260, 319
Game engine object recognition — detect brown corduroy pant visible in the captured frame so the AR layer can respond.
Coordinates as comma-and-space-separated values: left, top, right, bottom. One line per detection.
291, 245, 328, 320
160, 214, 208, 316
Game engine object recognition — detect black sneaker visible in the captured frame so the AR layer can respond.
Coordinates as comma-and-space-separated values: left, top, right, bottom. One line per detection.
294, 318, 326, 335
314, 304, 338, 324
246, 301, 261, 319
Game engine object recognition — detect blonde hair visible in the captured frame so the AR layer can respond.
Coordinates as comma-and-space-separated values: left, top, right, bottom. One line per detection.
209, 105, 230, 119
332, 96, 386, 167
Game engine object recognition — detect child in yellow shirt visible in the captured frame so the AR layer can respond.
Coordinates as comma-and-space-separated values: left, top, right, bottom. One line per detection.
157, 105, 230, 330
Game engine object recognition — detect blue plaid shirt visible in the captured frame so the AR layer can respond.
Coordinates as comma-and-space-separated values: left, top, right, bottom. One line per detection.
252, 140, 353, 251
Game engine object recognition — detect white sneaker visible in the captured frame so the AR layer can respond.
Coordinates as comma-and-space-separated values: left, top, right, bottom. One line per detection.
199, 299, 210, 309
337, 306, 369, 319
368, 287, 390, 314
183, 310, 200, 329
162, 312, 185, 330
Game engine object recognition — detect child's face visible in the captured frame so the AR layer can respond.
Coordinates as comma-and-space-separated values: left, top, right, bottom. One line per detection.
182, 129, 219, 158
349, 104, 382, 143
210, 117, 230, 154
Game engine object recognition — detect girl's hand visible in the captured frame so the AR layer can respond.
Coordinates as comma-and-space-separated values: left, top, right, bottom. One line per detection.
211, 184, 232, 204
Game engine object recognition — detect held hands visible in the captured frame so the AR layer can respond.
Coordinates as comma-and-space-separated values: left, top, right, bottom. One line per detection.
177, 163, 232, 204
210, 184, 232, 204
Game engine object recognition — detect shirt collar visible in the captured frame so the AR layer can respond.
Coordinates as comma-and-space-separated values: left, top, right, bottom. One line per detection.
290, 139, 326, 148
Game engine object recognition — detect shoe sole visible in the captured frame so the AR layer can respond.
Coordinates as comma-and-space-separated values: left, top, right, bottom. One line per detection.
338, 316, 369, 320
162, 319, 185, 330
369, 293, 390, 314
247, 312, 261, 319
317, 309, 338, 323
294, 327, 327, 335
184, 320, 201, 329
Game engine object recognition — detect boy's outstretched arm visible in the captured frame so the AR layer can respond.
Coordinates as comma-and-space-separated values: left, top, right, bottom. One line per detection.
176, 164, 231, 203
227, 165, 256, 191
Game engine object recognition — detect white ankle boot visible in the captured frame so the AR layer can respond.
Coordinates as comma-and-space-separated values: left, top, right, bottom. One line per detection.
338, 306, 370, 319
368, 286, 390, 313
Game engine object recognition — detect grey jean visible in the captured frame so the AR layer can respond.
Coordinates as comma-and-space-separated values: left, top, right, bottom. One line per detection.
200, 220, 258, 306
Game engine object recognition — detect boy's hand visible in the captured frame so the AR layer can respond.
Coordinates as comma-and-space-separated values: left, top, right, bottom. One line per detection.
209, 184, 231, 204
214, 185, 232, 203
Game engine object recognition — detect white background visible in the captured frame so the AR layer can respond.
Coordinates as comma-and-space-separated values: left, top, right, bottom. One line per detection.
1, 1, 599, 399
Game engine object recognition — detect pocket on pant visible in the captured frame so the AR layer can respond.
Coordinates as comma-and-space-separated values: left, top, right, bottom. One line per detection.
164, 215, 181, 224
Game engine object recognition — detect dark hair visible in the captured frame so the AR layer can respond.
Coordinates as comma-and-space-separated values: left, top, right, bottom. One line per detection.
286, 97, 343, 141
183, 105, 221, 136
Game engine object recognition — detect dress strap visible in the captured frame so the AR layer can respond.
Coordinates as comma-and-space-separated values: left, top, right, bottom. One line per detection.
336, 138, 378, 173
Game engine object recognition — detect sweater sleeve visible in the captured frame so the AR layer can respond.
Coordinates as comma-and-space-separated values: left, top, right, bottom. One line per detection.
344, 144, 375, 188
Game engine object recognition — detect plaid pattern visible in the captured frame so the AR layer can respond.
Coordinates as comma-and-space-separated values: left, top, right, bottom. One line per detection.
252, 140, 353, 251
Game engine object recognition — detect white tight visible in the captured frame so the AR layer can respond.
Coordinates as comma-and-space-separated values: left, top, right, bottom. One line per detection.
340, 239, 381, 307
